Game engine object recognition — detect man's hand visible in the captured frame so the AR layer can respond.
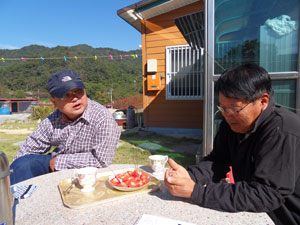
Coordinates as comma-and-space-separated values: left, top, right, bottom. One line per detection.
164, 158, 195, 198
49, 157, 56, 172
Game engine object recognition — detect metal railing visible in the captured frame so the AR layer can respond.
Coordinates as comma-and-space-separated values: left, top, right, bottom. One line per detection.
166, 45, 204, 100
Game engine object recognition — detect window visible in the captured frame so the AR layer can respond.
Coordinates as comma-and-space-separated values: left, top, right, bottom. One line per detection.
166, 45, 204, 100
203, 0, 299, 156
214, 0, 299, 114
214, 0, 299, 74
272, 80, 296, 113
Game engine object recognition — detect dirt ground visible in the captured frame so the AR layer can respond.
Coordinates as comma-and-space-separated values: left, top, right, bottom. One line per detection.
0, 114, 34, 135
0, 128, 33, 135
0, 113, 31, 124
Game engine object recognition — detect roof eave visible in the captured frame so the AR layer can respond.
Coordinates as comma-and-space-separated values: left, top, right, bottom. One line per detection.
117, 0, 200, 33
117, 0, 158, 32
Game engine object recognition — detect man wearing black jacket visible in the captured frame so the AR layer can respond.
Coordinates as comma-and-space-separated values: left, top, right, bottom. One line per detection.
164, 63, 300, 225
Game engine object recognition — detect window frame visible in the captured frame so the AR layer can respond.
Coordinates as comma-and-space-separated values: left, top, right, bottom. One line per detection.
203, 0, 300, 157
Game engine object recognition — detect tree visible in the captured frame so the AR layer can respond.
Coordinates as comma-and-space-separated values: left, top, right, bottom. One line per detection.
94, 91, 111, 105
0, 44, 142, 103
14, 90, 26, 98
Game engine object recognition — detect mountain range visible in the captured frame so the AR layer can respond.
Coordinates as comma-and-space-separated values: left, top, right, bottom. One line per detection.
0, 44, 142, 104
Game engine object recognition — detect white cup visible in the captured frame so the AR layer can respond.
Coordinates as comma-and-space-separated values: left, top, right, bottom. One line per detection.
74, 167, 98, 193
149, 155, 168, 175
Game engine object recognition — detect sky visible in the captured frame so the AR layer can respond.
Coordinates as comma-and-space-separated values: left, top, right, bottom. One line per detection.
0, 0, 142, 51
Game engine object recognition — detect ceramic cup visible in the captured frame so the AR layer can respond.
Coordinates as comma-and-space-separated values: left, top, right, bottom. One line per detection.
74, 167, 98, 193
149, 155, 168, 175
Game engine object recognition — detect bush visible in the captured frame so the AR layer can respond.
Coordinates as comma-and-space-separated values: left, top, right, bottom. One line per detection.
15, 90, 26, 98
31, 105, 54, 120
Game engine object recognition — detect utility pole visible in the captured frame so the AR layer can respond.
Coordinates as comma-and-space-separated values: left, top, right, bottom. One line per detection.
110, 88, 113, 103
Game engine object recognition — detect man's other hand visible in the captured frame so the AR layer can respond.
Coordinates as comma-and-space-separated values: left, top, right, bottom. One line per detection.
49, 157, 56, 172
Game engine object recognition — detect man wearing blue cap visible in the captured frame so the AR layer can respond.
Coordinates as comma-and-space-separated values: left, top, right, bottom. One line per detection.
10, 70, 121, 185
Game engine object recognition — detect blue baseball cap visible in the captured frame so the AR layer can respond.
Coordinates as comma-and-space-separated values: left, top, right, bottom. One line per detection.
47, 70, 85, 98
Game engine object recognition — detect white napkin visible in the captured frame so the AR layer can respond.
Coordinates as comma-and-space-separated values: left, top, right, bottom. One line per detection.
11, 185, 37, 199
134, 214, 196, 225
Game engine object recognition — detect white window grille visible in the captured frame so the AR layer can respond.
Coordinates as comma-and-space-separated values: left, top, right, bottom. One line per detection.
166, 45, 204, 100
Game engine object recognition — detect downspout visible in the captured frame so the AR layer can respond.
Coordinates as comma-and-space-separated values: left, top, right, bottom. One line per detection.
297, 4, 300, 116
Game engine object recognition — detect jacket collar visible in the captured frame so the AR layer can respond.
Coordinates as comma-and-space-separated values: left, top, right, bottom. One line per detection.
244, 98, 275, 138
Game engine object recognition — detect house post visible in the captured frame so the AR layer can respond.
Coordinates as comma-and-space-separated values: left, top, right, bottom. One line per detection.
202, 0, 215, 157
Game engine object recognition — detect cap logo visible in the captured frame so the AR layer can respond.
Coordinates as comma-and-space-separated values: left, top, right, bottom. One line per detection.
61, 76, 72, 82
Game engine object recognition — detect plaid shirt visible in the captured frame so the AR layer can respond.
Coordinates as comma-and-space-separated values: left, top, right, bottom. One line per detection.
15, 99, 121, 170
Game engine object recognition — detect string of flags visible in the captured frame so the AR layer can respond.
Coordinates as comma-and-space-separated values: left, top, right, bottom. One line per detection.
0, 54, 140, 63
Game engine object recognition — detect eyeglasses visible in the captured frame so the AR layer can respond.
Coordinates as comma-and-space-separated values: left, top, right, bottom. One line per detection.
62, 88, 85, 100
217, 102, 251, 114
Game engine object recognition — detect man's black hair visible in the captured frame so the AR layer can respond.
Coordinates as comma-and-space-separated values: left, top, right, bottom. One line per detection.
215, 63, 273, 102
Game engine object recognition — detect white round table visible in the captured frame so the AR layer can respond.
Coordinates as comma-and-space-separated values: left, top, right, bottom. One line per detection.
12, 164, 274, 225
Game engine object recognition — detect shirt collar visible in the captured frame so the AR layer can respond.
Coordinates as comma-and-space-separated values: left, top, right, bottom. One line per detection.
80, 98, 92, 123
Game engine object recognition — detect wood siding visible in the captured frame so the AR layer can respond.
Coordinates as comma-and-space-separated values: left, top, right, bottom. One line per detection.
142, 1, 204, 129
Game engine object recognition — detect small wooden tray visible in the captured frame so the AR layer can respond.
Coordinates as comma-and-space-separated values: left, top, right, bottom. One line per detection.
58, 168, 161, 209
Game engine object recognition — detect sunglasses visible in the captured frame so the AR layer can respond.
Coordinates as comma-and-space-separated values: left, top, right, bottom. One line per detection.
61, 88, 85, 100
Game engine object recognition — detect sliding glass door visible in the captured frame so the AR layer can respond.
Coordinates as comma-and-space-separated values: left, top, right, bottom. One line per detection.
213, 0, 299, 130
214, 0, 299, 74
203, 0, 299, 156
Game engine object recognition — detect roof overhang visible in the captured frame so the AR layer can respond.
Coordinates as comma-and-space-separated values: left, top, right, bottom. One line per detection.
117, 0, 200, 32
175, 11, 204, 49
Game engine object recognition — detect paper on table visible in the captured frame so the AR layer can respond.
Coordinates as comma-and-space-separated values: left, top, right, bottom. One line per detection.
134, 214, 196, 225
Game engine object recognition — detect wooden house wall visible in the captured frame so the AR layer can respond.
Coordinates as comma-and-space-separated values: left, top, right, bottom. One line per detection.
141, 1, 204, 129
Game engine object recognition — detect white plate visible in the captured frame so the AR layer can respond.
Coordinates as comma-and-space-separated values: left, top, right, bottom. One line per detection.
108, 175, 150, 192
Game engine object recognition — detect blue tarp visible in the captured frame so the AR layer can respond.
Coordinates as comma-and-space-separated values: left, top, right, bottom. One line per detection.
0, 107, 10, 115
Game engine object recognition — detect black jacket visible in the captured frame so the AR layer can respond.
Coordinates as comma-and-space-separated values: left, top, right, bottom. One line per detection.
187, 100, 300, 225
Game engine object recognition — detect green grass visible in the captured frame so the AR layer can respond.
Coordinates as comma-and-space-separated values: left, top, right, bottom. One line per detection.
0, 133, 28, 163
1, 121, 200, 168
0, 121, 39, 130
120, 133, 200, 167
0, 121, 39, 163
112, 141, 152, 166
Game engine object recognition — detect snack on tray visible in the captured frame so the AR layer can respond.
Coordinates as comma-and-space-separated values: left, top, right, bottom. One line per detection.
109, 169, 150, 191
